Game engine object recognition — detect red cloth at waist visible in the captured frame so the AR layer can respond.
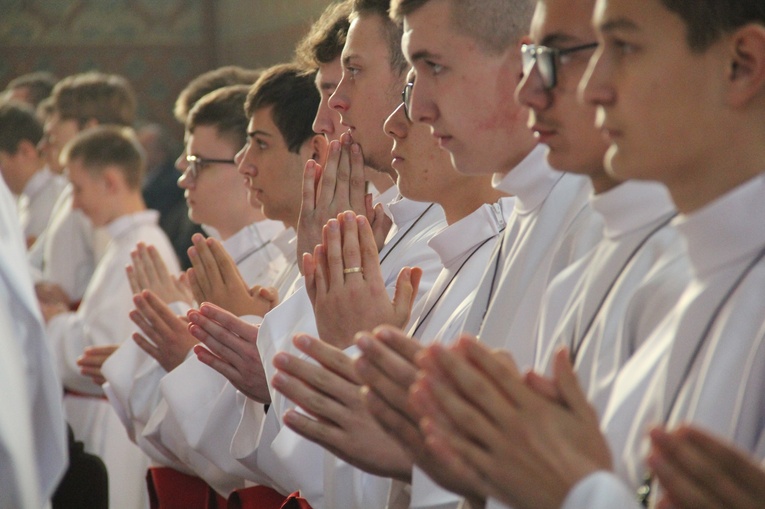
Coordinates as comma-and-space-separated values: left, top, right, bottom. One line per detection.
227, 485, 289, 509
147, 467, 210, 509
279, 492, 312, 509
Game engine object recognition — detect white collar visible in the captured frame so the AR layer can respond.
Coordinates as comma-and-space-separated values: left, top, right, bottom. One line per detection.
591, 180, 675, 240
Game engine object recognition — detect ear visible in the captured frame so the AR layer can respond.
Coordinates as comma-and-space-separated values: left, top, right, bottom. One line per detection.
726, 23, 765, 108
307, 133, 329, 164
101, 166, 123, 193
16, 139, 38, 159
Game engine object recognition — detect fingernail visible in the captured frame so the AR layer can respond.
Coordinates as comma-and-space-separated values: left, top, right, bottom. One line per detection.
344, 211, 355, 222
351, 143, 360, 154
273, 352, 289, 367
273, 372, 288, 386
328, 219, 339, 231
331, 140, 341, 152
295, 335, 311, 348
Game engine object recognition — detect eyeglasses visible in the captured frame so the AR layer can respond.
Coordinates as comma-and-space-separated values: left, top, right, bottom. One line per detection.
184, 154, 237, 180
521, 42, 598, 90
402, 80, 414, 121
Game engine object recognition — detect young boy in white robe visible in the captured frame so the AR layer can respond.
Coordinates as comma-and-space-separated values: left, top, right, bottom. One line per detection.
43, 125, 179, 509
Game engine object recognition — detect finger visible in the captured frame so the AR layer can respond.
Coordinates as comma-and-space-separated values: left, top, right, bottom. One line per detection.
130, 243, 152, 290
454, 337, 524, 402
193, 344, 248, 389
419, 343, 521, 427
391, 267, 419, 326
271, 366, 354, 426
192, 303, 260, 350
189, 234, 219, 296
323, 219, 344, 289
313, 245, 328, 298
318, 140, 341, 211
132, 330, 161, 358
420, 418, 498, 501
207, 237, 245, 287
301, 159, 318, 215
126, 265, 141, 295
348, 140, 366, 214
258, 286, 279, 306
304, 252, 318, 305
291, 334, 362, 385
147, 244, 173, 283
332, 133, 353, 210
138, 242, 160, 284
363, 385, 424, 452
187, 267, 205, 305
356, 215, 382, 279
340, 211, 363, 282
412, 366, 504, 449
551, 348, 596, 420
357, 356, 414, 417
370, 325, 424, 364
356, 330, 421, 389
282, 408, 346, 454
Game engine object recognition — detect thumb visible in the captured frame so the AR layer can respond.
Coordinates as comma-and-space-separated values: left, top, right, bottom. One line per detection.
392, 266, 422, 326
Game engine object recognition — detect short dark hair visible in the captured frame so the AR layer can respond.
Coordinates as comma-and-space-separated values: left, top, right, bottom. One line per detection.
6, 71, 58, 108
390, 0, 534, 54
187, 85, 250, 150
295, 1, 353, 70
0, 101, 44, 154
660, 0, 765, 51
52, 72, 136, 128
174, 66, 263, 123
62, 125, 145, 189
350, 0, 408, 73
244, 64, 320, 154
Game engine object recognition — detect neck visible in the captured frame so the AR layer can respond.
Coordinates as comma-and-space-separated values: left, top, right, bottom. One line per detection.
589, 167, 621, 195
440, 175, 506, 225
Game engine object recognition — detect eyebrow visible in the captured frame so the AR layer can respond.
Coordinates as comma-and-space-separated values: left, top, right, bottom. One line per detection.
540, 33, 582, 47
247, 130, 273, 138
598, 17, 640, 33
409, 49, 441, 63
342, 54, 360, 66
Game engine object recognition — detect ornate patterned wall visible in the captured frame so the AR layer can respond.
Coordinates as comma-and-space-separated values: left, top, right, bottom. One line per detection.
0, 0, 333, 139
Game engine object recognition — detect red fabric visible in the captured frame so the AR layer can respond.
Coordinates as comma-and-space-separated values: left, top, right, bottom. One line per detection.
279, 492, 313, 509
227, 485, 287, 509
206, 487, 227, 509
146, 467, 210, 509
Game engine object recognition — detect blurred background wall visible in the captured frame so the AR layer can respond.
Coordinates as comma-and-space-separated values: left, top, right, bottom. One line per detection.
0, 0, 334, 138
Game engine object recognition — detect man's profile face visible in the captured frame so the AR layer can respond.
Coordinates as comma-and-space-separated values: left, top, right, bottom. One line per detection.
329, 14, 402, 172
582, 0, 725, 185
402, 0, 533, 176
236, 107, 306, 227
313, 59, 345, 143
515, 0, 608, 175
44, 111, 80, 174
180, 125, 245, 228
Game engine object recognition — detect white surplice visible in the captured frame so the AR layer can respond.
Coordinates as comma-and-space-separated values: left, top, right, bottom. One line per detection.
17, 166, 67, 244
47, 209, 179, 509
0, 178, 67, 508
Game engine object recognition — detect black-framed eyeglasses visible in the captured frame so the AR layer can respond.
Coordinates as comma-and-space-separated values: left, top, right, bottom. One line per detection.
402, 80, 414, 121
521, 42, 598, 90
183, 154, 237, 180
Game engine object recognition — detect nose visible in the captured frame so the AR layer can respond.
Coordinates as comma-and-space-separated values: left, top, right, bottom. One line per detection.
313, 100, 336, 140
175, 148, 188, 172
579, 46, 613, 108
177, 167, 192, 189
235, 143, 253, 176
408, 78, 437, 125
384, 103, 409, 141
515, 59, 552, 112
329, 76, 350, 116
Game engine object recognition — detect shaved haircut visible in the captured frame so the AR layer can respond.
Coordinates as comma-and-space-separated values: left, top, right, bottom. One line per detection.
390, 0, 534, 54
